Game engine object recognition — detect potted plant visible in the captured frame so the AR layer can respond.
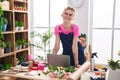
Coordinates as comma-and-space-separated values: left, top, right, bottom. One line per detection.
108, 59, 120, 70
15, 39, 22, 50
30, 29, 53, 62
0, 40, 6, 55
106, 59, 120, 80
2, 17, 8, 32
21, 39, 27, 48
4, 41, 12, 53
15, 20, 19, 31
18, 21, 24, 30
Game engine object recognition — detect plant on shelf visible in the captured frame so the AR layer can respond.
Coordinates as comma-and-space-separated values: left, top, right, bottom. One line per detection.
0, 5, 4, 40
0, 40, 6, 48
4, 41, 12, 53
15, 20, 24, 30
21, 39, 27, 48
2, 17, 8, 32
0, 40, 6, 54
15, 39, 22, 50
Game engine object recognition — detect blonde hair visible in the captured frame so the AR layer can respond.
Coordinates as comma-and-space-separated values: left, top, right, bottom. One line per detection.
62, 6, 75, 16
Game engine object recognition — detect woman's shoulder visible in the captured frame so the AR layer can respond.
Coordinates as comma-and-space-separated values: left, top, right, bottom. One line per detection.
72, 23, 79, 31
72, 23, 79, 28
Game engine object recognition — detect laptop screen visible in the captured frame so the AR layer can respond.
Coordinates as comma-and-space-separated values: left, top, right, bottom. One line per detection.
47, 54, 70, 68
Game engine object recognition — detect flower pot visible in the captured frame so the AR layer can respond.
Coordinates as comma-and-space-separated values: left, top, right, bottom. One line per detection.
0, 48, 4, 55
106, 69, 120, 80
2, 24, 7, 32
4, 48, 11, 53
15, 27, 19, 31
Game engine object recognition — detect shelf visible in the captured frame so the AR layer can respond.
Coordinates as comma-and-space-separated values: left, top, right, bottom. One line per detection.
0, 53, 14, 58
0, 0, 29, 66
15, 48, 28, 53
14, 0, 28, 3
15, 30, 28, 33
2, 31, 14, 34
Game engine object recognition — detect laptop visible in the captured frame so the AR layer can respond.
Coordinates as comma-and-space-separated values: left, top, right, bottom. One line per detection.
47, 54, 70, 68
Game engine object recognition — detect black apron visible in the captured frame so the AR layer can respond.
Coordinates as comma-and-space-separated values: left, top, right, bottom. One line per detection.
59, 27, 85, 66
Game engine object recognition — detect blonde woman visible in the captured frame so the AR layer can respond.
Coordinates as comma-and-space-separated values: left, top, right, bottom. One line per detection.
52, 7, 85, 67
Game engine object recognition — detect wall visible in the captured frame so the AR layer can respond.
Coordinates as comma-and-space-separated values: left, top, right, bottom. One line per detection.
73, 0, 89, 35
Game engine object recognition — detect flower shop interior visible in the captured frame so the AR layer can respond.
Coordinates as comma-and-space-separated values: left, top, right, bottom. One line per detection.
0, 0, 120, 80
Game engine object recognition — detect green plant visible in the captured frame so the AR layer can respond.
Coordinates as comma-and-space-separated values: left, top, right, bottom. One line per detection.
0, 5, 4, 39
18, 55, 26, 62
2, 17, 8, 24
0, 40, 6, 48
30, 29, 53, 53
3, 63, 12, 70
15, 20, 19, 27
18, 21, 24, 27
108, 59, 120, 70
5, 41, 12, 48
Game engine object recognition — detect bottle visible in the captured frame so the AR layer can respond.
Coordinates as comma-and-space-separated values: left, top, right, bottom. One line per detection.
90, 52, 98, 72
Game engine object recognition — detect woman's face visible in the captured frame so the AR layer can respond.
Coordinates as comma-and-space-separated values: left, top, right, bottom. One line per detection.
62, 9, 75, 23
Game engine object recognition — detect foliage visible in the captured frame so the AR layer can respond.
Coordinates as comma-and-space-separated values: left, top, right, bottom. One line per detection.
0, 40, 6, 48
2, 17, 8, 24
5, 41, 12, 48
108, 59, 120, 70
3, 63, 12, 70
18, 21, 24, 27
0, 5, 4, 39
79, 33, 87, 42
18, 55, 26, 62
30, 29, 53, 53
43, 65, 76, 79
15, 20, 24, 27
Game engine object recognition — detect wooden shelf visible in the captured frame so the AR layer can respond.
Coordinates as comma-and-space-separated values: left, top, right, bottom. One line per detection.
0, 53, 14, 58
0, 0, 29, 66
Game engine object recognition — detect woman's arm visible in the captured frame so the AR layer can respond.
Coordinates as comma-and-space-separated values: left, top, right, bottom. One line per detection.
72, 36, 79, 66
52, 36, 60, 54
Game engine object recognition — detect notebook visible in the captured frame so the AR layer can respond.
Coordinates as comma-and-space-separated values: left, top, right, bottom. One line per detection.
47, 54, 70, 68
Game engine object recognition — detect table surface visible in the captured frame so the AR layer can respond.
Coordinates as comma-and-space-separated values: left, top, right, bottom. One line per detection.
0, 67, 67, 80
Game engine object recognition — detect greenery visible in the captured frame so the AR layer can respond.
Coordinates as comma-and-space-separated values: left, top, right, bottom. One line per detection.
0, 40, 6, 48
3, 63, 12, 70
43, 65, 75, 79
2, 17, 8, 24
18, 21, 24, 27
0, 5, 4, 39
30, 29, 53, 53
5, 41, 12, 48
108, 59, 120, 70
15, 20, 24, 27
15, 21, 19, 27
21, 39, 27, 46
18, 55, 26, 62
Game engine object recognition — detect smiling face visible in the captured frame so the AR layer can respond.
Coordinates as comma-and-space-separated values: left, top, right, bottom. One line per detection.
61, 7, 75, 23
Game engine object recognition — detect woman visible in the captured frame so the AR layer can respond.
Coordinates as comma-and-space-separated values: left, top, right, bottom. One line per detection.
52, 7, 85, 67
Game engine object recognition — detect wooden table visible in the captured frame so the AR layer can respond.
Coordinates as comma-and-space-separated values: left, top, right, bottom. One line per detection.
0, 61, 90, 80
